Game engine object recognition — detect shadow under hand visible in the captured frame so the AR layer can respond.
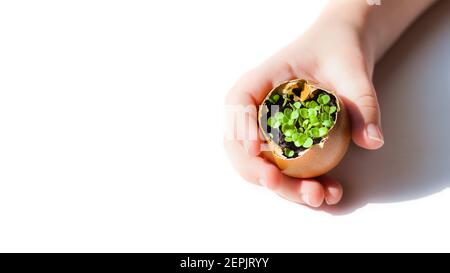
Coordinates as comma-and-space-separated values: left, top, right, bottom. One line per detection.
327, 1, 450, 215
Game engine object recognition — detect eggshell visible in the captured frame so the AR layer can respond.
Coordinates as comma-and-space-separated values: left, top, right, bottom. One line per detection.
258, 79, 351, 178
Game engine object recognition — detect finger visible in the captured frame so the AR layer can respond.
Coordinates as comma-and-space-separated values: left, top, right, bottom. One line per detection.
225, 65, 297, 156
225, 139, 326, 208
275, 175, 325, 207
318, 175, 343, 205
225, 138, 329, 208
224, 102, 261, 156
225, 69, 274, 156
333, 70, 384, 150
224, 139, 282, 188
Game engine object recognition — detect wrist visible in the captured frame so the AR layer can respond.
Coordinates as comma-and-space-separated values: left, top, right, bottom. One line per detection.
323, 0, 438, 63
316, 1, 377, 71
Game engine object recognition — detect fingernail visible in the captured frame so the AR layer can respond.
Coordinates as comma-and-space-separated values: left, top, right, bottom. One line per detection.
301, 193, 312, 206
259, 178, 266, 187
367, 123, 384, 144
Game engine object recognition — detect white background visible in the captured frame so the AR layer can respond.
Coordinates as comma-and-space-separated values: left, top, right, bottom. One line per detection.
0, 0, 449, 252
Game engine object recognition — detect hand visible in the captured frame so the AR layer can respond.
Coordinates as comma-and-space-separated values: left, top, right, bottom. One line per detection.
224, 16, 384, 207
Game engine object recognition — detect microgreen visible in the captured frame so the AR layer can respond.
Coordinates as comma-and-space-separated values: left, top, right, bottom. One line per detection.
284, 108, 292, 118
309, 116, 320, 126
308, 108, 317, 117
299, 108, 309, 119
319, 127, 328, 137
284, 129, 295, 137
303, 137, 313, 148
329, 106, 337, 114
318, 94, 331, 105
311, 127, 320, 138
284, 148, 295, 158
271, 94, 280, 103
322, 120, 333, 128
265, 91, 337, 158
274, 112, 284, 120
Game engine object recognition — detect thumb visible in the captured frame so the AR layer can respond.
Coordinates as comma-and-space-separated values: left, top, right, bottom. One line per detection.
334, 73, 384, 150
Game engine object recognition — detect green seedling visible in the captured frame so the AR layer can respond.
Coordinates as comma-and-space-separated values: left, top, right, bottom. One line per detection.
266, 91, 337, 157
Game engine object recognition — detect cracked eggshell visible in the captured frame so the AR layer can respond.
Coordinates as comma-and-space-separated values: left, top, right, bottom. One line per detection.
258, 79, 351, 178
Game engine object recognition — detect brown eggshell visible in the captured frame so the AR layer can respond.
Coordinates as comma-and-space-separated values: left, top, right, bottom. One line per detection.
258, 79, 351, 178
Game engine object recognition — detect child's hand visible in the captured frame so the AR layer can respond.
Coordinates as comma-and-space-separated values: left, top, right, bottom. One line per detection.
224, 8, 383, 208
224, 0, 435, 207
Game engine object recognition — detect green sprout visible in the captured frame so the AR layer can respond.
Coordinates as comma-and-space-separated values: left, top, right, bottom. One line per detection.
284, 148, 295, 158
266, 91, 337, 158
268, 94, 280, 104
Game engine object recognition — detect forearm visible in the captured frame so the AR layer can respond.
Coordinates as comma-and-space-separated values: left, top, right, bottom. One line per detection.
320, 0, 438, 64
